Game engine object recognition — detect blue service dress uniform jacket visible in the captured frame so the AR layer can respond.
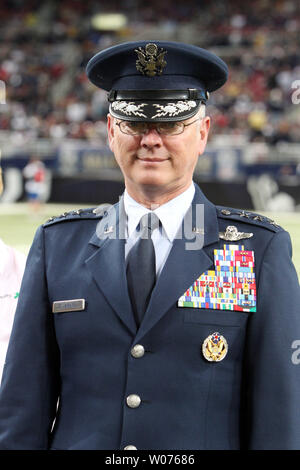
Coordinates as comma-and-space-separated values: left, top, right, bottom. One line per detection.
0, 184, 299, 450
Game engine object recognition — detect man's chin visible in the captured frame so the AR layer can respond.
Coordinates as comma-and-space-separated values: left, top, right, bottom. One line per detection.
134, 175, 169, 190
131, 167, 166, 184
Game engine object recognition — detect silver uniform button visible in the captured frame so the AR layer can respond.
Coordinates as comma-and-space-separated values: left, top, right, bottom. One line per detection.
126, 394, 141, 408
124, 445, 137, 450
131, 344, 145, 358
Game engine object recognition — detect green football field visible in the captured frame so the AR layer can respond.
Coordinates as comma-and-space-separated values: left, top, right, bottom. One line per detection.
0, 203, 299, 279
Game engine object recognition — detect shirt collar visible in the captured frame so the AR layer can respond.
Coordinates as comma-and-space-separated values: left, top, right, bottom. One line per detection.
124, 183, 195, 242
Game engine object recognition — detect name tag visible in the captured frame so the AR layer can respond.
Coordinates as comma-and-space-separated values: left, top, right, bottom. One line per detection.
52, 299, 85, 313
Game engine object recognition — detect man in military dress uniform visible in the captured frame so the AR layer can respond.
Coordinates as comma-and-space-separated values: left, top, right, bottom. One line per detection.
0, 41, 299, 450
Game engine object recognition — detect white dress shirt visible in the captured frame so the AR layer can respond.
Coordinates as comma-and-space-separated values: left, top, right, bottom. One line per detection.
124, 183, 195, 278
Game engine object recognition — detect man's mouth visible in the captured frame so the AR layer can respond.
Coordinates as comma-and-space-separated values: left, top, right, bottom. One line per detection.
137, 156, 169, 163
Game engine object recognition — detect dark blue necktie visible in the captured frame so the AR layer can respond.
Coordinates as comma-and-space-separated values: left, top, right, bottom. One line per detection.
126, 213, 159, 327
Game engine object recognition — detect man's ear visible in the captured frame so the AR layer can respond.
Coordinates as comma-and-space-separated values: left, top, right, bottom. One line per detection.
107, 114, 114, 152
198, 116, 210, 155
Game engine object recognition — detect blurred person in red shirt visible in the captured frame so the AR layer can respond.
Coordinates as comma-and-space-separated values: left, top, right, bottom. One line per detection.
23, 157, 46, 213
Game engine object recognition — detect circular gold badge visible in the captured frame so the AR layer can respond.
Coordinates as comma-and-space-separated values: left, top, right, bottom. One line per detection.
202, 332, 228, 362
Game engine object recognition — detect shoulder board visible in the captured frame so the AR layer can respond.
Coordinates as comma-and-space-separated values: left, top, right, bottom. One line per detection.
43, 206, 107, 227
216, 206, 283, 233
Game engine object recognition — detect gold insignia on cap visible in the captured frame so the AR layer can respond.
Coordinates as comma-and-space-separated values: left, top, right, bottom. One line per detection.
202, 332, 228, 362
219, 225, 253, 241
135, 43, 167, 77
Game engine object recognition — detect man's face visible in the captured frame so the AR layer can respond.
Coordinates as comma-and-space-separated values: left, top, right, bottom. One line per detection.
107, 112, 210, 197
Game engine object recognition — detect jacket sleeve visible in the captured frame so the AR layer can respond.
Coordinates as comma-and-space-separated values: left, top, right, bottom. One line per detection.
0, 226, 60, 449
243, 229, 300, 449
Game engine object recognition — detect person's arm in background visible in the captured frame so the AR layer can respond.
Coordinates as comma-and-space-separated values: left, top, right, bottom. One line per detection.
0, 227, 60, 449
0, 239, 26, 381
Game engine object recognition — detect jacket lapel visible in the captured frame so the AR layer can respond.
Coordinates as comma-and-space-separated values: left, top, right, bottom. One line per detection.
135, 184, 219, 342
85, 184, 220, 340
85, 198, 137, 336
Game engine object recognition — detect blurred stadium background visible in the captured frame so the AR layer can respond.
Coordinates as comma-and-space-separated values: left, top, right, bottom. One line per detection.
0, 0, 299, 276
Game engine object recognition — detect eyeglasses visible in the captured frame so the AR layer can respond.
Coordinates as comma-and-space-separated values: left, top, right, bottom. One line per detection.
115, 118, 201, 136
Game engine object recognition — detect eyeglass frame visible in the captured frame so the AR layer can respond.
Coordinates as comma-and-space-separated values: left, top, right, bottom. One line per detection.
114, 117, 202, 136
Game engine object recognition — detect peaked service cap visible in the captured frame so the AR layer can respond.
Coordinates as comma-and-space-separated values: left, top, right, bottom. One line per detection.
86, 40, 228, 122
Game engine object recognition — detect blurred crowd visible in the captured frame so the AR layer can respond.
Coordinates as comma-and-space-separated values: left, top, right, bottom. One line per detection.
0, 0, 300, 146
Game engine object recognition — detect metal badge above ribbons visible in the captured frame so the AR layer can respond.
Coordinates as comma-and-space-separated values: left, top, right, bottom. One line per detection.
219, 225, 253, 241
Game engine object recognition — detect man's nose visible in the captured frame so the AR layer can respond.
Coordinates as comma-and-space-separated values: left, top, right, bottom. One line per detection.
140, 127, 163, 148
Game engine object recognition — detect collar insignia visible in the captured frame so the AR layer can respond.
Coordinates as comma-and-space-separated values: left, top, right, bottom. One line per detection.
104, 225, 114, 235
135, 43, 167, 77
